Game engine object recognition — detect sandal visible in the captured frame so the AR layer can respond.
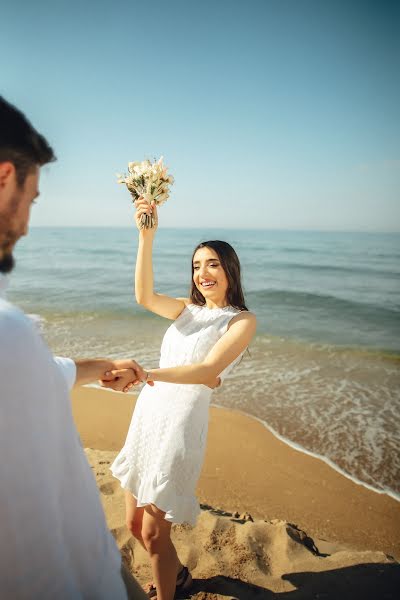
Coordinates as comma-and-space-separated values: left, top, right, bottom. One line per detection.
145, 565, 192, 598
175, 566, 193, 597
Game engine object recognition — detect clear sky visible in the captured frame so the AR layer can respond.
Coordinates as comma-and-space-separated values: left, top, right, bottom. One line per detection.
1, 0, 399, 231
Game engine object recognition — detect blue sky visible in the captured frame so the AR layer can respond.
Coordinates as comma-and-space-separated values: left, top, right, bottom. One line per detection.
1, 0, 399, 231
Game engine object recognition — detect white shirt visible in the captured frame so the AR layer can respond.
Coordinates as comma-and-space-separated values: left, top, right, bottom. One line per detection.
0, 274, 127, 599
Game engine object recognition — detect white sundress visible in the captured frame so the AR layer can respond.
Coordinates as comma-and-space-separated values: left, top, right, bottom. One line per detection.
111, 303, 245, 525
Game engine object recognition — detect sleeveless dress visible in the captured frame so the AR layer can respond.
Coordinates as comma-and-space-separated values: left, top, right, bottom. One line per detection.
110, 303, 244, 525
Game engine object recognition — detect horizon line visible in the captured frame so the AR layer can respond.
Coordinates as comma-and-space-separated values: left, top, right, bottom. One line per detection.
30, 225, 400, 235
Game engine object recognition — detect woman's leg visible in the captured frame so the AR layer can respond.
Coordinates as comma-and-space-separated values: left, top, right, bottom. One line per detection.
125, 490, 147, 550
141, 504, 183, 600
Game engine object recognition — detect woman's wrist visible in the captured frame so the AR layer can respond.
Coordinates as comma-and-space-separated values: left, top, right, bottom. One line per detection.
138, 230, 155, 243
145, 369, 155, 382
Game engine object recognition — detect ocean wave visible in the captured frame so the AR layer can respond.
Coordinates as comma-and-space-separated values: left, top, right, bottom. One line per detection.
248, 289, 400, 315
263, 261, 400, 277
277, 247, 319, 254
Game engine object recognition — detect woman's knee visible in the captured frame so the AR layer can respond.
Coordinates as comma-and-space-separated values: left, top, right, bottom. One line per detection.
125, 501, 144, 540
141, 504, 172, 553
141, 526, 165, 554
126, 517, 143, 539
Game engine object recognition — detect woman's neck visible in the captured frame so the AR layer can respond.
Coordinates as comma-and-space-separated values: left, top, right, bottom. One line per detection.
205, 299, 229, 310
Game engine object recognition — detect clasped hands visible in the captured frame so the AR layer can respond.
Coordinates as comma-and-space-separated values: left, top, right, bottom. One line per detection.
99, 360, 152, 393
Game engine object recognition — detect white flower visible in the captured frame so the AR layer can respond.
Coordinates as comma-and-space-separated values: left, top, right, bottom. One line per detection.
116, 156, 174, 226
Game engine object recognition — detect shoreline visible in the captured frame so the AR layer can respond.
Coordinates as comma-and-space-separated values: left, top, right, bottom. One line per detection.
71, 386, 400, 559
212, 403, 400, 503
86, 383, 400, 503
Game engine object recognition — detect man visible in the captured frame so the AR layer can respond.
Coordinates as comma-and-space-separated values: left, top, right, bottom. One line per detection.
0, 97, 147, 599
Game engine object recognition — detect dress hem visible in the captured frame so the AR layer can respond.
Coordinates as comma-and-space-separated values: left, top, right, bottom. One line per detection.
110, 454, 201, 526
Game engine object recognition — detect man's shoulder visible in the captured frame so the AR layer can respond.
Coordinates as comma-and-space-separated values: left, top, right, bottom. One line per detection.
0, 299, 56, 383
0, 298, 37, 347
0, 297, 32, 326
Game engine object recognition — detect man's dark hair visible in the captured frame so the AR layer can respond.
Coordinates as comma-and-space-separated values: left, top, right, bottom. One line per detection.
0, 96, 56, 185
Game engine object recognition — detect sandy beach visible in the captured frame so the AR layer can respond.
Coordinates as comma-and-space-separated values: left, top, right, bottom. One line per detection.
72, 386, 400, 598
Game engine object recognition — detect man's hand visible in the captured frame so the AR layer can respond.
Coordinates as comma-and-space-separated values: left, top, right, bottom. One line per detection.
73, 358, 152, 391
100, 360, 154, 393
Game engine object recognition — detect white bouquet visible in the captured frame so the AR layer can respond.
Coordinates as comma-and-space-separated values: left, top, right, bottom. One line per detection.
117, 157, 174, 229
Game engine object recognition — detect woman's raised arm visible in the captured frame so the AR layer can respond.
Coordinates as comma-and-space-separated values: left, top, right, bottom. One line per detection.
134, 199, 188, 320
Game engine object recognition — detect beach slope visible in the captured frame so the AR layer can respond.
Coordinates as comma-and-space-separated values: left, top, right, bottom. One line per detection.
72, 387, 400, 598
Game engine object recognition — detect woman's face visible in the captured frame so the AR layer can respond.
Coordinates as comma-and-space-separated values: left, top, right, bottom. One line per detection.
192, 246, 229, 304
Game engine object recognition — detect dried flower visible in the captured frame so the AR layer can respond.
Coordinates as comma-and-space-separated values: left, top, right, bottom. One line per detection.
117, 156, 174, 228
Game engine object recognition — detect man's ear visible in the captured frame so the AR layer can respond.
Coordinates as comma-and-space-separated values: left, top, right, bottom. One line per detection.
0, 162, 16, 189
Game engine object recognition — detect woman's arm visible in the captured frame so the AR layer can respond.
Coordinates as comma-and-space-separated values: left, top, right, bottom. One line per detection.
101, 312, 256, 391
134, 199, 189, 320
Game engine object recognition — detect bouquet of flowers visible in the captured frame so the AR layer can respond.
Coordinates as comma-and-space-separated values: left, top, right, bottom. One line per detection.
117, 157, 174, 229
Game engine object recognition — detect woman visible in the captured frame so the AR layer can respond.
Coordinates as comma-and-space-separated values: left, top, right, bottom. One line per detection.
107, 199, 256, 600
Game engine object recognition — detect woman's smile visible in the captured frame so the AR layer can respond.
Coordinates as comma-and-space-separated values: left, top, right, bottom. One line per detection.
200, 279, 216, 289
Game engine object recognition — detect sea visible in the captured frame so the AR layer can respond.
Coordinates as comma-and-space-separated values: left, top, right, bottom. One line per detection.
7, 227, 400, 499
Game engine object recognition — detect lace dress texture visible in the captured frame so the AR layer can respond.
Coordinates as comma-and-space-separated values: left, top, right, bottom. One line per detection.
110, 303, 244, 525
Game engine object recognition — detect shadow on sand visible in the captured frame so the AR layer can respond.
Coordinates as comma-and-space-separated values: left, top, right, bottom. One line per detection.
182, 562, 400, 599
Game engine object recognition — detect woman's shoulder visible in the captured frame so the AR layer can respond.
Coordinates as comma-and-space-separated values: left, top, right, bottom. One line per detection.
227, 309, 256, 329
176, 297, 191, 306
173, 299, 205, 321
231, 308, 256, 320
173, 298, 192, 318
